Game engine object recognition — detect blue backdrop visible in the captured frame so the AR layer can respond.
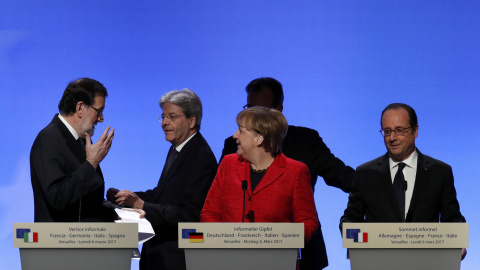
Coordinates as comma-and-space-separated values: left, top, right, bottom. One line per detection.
1, 1, 479, 269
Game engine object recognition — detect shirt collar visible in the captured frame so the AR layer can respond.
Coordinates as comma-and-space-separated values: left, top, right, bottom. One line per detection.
175, 132, 197, 152
389, 149, 418, 170
58, 114, 80, 140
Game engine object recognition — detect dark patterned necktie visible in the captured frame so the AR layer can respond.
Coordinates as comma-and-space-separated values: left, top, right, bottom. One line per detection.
78, 138, 86, 152
164, 147, 178, 175
393, 162, 406, 222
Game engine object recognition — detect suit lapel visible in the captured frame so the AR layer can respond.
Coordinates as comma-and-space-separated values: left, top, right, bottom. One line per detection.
407, 150, 429, 219
54, 115, 86, 162
159, 146, 174, 181
54, 115, 105, 182
378, 154, 404, 221
156, 133, 200, 194
252, 154, 285, 194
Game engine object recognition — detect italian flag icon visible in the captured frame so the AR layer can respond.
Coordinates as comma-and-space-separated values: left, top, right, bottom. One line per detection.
24, 232, 38, 243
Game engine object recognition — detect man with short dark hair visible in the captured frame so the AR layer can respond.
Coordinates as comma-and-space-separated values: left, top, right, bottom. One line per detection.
30, 78, 115, 222
341, 103, 466, 259
107, 89, 217, 270
221, 77, 355, 270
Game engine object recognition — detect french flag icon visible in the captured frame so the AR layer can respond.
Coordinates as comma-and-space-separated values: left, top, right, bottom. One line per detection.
354, 232, 368, 243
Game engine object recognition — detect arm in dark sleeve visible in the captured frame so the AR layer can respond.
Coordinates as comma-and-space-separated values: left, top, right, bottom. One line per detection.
339, 171, 366, 231
135, 188, 156, 203
439, 166, 466, 223
306, 130, 355, 193
219, 136, 237, 164
142, 153, 217, 227
30, 134, 103, 212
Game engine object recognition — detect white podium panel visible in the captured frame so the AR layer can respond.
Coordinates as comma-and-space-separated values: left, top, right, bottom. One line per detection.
349, 248, 461, 270
342, 223, 468, 270
13, 223, 138, 270
179, 222, 304, 270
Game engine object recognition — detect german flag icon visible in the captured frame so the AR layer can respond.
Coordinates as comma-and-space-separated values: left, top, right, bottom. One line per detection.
189, 232, 204, 243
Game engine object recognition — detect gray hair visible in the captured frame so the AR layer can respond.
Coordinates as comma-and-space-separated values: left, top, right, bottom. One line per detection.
159, 88, 203, 131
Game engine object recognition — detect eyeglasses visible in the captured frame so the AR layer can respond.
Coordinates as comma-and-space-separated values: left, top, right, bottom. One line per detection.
91, 106, 103, 118
243, 104, 252, 110
380, 126, 412, 137
158, 114, 185, 122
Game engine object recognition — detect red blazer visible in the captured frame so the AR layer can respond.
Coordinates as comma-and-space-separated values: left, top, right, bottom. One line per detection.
201, 153, 319, 241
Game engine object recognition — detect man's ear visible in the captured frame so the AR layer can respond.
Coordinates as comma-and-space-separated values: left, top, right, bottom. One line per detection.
76, 101, 85, 117
189, 116, 196, 129
413, 125, 419, 138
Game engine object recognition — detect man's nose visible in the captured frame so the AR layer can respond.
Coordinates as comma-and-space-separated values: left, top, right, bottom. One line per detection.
388, 132, 398, 141
162, 119, 170, 127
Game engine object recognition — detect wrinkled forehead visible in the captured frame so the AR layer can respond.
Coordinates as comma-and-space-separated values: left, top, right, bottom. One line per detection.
162, 102, 184, 114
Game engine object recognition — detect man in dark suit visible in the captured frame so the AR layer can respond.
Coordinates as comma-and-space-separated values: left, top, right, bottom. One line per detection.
341, 103, 466, 259
30, 78, 115, 222
107, 89, 217, 270
220, 77, 355, 270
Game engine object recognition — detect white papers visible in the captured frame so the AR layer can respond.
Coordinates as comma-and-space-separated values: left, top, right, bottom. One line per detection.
115, 208, 155, 244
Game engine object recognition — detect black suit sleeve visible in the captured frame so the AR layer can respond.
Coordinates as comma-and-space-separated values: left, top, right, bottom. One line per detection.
219, 136, 237, 164
30, 132, 104, 212
282, 127, 355, 193
438, 165, 465, 222
142, 162, 216, 226
136, 188, 156, 203
139, 141, 217, 227
340, 169, 367, 227
306, 130, 355, 193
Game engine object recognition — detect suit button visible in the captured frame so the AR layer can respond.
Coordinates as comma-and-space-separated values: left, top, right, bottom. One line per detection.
248, 197, 251, 201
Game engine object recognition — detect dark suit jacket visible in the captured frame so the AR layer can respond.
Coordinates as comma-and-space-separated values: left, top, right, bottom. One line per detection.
136, 132, 217, 270
201, 153, 319, 241
221, 125, 355, 269
341, 150, 465, 224
30, 114, 113, 222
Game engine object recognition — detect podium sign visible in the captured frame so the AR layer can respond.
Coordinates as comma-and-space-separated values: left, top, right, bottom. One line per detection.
342, 223, 468, 270
179, 223, 303, 270
13, 223, 138, 270
343, 223, 468, 248
13, 223, 138, 248
179, 222, 303, 248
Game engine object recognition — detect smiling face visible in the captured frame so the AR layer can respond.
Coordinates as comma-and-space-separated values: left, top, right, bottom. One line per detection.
161, 102, 196, 147
381, 108, 418, 162
78, 95, 105, 138
232, 123, 261, 161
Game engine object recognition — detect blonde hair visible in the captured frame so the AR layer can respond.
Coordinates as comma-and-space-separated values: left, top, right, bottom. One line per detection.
236, 107, 288, 155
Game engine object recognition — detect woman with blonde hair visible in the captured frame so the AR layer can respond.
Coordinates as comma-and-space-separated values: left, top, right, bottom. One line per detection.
201, 106, 318, 241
